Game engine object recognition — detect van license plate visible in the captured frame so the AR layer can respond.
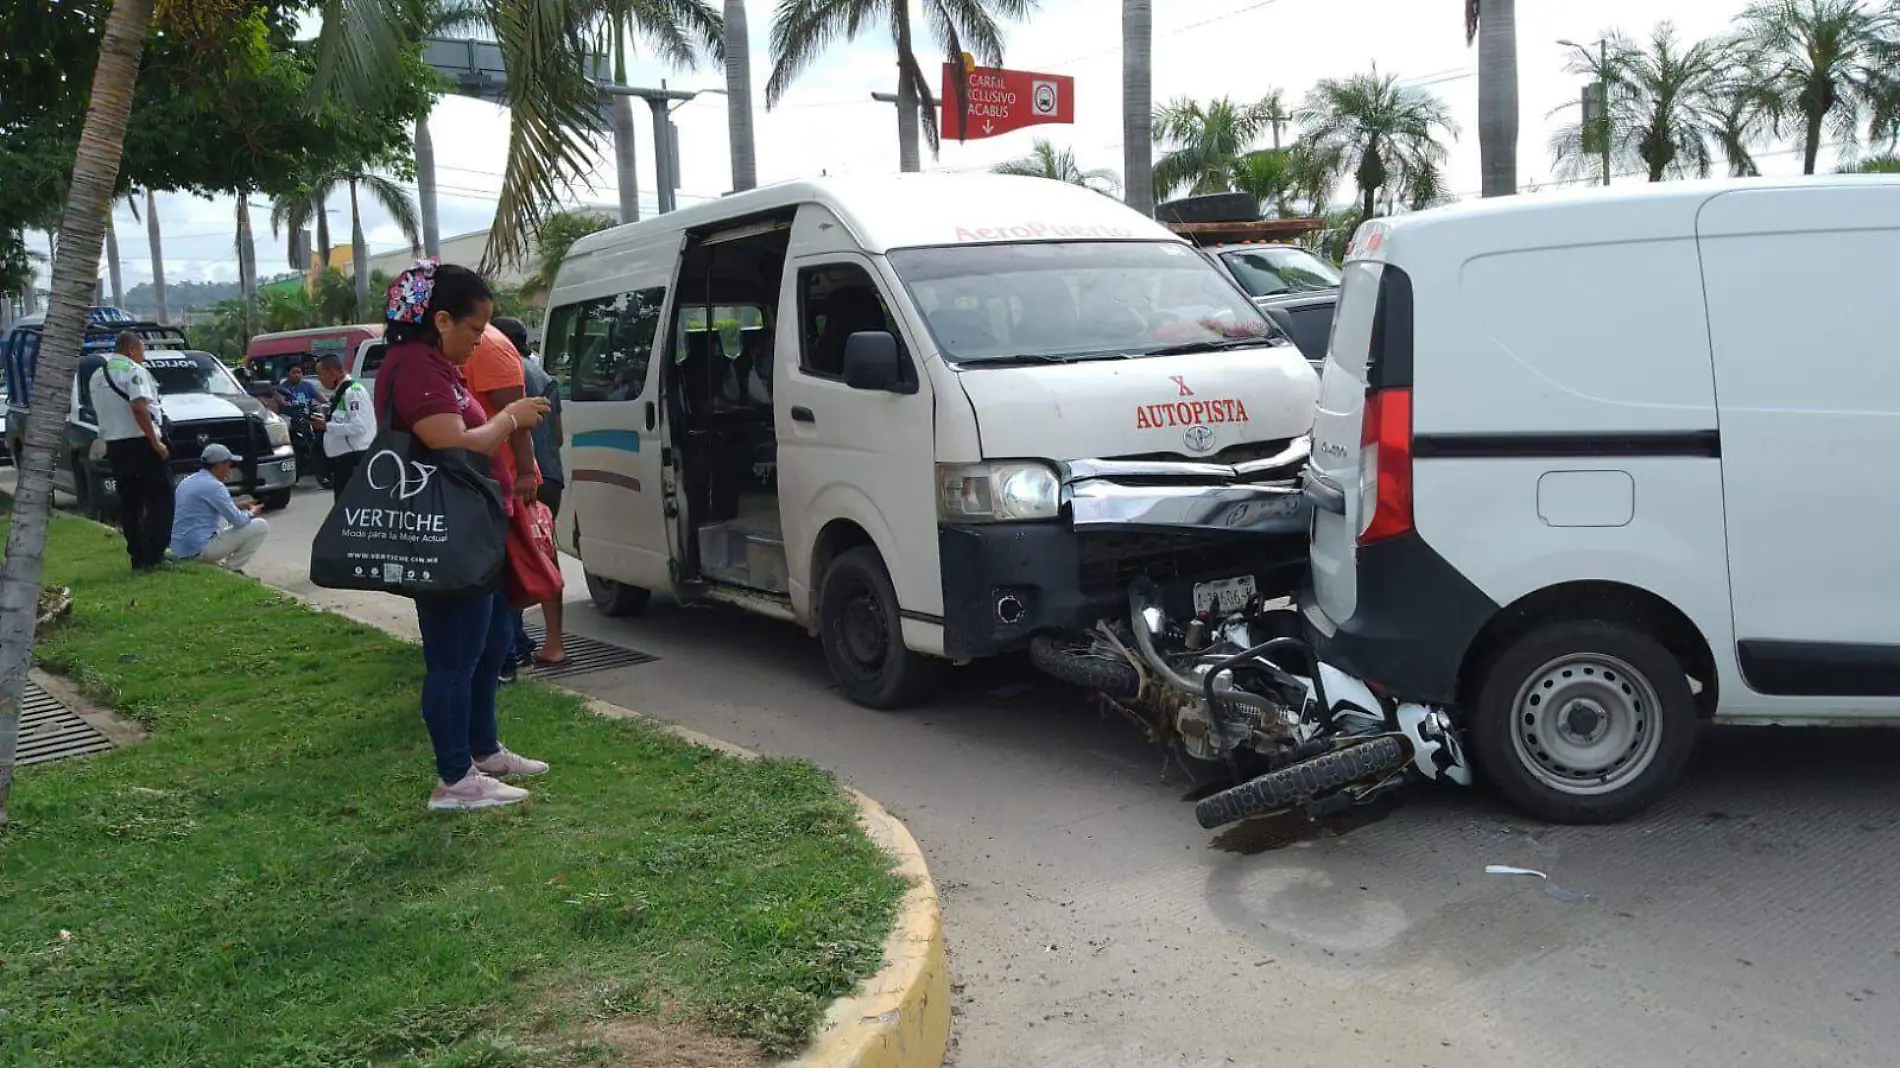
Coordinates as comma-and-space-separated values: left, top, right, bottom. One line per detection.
1193, 575, 1257, 615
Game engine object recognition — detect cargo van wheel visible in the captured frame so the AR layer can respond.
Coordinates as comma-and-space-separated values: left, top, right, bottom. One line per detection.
1469, 620, 1696, 825
260, 489, 292, 512
585, 572, 651, 617
819, 546, 936, 710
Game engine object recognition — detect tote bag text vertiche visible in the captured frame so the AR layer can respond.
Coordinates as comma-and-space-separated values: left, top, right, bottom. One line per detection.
309, 363, 506, 597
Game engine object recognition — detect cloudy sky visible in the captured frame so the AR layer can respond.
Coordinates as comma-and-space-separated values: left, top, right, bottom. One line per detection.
48, 0, 1845, 295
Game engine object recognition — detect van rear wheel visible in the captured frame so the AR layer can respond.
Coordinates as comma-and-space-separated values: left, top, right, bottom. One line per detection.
585, 572, 651, 617
1469, 620, 1696, 824
819, 546, 936, 710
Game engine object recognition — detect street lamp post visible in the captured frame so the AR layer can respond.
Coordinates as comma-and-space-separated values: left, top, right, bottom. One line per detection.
1560, 37, 1613, 187
871, 89, 939, 173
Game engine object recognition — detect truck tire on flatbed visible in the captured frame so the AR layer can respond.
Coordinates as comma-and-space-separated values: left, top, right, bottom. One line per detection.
1193, 736, 1408, 830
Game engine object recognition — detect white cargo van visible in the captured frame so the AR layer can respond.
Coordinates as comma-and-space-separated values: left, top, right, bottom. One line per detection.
1303, 175, 1900, 823
544, 175, 1318, 707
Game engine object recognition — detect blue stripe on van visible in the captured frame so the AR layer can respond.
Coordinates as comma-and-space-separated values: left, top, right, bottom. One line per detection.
571, 429, 642, 454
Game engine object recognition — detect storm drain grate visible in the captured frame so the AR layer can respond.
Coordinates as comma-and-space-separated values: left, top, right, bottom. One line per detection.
520, 619, 658, 680
19, 680, 116, 766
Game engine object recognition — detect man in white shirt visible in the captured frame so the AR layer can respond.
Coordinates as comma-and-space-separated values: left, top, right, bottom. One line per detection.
310, 353, 374, 502
171, 444, 269, 572
89, 330, 173, 571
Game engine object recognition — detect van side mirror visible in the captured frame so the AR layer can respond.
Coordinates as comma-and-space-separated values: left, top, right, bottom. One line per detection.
842, 331, 911, 393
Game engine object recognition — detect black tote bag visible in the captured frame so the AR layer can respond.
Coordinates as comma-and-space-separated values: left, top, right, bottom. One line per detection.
309, 364, 506, 598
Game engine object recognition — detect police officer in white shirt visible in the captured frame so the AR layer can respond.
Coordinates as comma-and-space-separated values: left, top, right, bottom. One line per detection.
90, 330, 173, 571
310, 352, 374, 501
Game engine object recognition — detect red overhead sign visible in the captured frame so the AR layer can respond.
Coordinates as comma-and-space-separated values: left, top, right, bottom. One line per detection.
941, 62, 1075, 142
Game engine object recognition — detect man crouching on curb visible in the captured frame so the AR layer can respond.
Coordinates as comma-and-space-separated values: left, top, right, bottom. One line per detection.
170, 444, 269, 572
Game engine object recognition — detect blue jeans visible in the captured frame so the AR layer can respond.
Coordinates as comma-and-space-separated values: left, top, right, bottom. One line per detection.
414, 590, 510, 783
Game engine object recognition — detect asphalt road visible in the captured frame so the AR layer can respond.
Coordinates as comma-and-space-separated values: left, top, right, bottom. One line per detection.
16, 472, 1900, 1067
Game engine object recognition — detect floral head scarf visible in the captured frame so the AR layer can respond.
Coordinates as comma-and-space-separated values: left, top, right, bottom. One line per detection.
385, 258, 439, 324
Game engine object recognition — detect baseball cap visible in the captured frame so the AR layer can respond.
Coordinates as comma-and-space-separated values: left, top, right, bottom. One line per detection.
201, 443, 236, 465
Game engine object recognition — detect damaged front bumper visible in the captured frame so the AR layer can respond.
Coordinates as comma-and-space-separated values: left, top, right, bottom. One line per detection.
1063, 437, 1312, 538
937, 439, 1314, 661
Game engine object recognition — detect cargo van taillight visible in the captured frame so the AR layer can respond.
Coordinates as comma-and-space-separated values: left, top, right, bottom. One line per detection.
1357, 387, 1413, 545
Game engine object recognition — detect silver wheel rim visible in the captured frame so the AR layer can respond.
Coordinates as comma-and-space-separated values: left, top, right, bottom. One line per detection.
1510, 652, 1664, 796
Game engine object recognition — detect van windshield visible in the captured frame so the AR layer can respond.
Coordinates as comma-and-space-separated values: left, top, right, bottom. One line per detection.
888, 241, 1274, 363
145, 352, 244, 397
1325, 262, 1384, 384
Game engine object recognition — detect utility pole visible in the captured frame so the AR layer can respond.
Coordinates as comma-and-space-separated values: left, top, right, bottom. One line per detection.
600, 83, 720, 215
1598, 40, 1611, 187
871, 89, 938, 173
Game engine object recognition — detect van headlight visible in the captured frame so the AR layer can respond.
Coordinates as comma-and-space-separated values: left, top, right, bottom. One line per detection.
938, 462, 1062, 523
262, 413, 290, 447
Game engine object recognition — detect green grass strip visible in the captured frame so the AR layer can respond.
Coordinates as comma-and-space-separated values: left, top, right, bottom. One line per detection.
0, 508, 903, 1065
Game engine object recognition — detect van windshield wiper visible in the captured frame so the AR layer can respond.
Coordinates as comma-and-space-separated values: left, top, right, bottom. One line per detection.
960, 350, 1132, 368
1143, 337, 1273, 357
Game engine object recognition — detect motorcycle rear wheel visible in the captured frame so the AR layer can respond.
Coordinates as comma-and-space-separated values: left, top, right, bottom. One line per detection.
1193, 736, 1408, 830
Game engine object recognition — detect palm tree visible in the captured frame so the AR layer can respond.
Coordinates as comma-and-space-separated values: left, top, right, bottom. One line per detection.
768, 0, 1035, 172
1228, 149, 1294, 215
130, 190, 169, 322
1298, 68, 1459, 224
273, 171, 420, 315
1152, 97, 1277, 199
236, 195, 260, 338
1468, 0, 1520, 197
1550, 26, 1747, 183
1735, 0, 1900, 175
596, 1, 723, 221
523, 210, 617, 297
1260, 88, 1292, 150
1122, 0, 1153, 216
1846, 153, 1900, 171
993, 140, 1120, 193
1285, 140, 1342, 217
103, 211, 124, 308
725, 0, 757, 191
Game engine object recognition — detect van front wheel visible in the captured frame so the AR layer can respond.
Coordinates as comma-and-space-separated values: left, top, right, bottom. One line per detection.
819, 547, 936, 710
585, 572, 651, 617
1469, 620, 1696, 825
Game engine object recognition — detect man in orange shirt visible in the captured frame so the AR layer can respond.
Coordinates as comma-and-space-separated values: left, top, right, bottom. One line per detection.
465, 324, 567, 678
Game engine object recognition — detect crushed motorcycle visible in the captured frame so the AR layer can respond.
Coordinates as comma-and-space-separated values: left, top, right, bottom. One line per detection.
1031, 580, 1471, 830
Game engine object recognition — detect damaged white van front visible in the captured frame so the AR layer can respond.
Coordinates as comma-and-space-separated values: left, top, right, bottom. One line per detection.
547, 175, 1317, 708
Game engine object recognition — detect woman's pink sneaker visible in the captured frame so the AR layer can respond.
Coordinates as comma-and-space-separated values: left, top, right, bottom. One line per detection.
475, 746, 549, 778
427, 770, 529, 811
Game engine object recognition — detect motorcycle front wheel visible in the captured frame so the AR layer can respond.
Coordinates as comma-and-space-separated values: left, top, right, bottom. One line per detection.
1193, 736, 1408, 830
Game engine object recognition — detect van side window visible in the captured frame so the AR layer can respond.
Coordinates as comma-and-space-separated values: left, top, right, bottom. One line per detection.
563, 287, 668, 402
538, 304, 579, 398
798, 264, 906, 379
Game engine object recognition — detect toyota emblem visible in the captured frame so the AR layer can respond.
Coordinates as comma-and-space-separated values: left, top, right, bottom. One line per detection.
1182, 424, 1215, 454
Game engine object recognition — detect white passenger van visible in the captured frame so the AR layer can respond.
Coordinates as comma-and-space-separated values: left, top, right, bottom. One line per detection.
1303, 175, 1900, 823
544, 175, 1318, 707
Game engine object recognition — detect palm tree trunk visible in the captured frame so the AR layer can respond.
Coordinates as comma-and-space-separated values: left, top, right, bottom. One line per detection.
314, 190, 331, 270
612, 97, 641, 223
144, 188, 167, 323
893, 5, 921, 173
237, 196, 259, 338
104, 212, 124, 307
1122, 0, 1154, 216
1476, 0, 1519, 198
0, 0, 156, 823
1362, 183, 1377, 225
1803, 110, 1824, 175
350, 179, 370, 315
416, 109, 440, 258
725, 0, 757, 191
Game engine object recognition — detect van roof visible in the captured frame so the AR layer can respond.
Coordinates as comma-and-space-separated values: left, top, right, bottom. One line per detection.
565, 173, 1181, 260
245, 323, 383, 359
1349, 174, 1900, 262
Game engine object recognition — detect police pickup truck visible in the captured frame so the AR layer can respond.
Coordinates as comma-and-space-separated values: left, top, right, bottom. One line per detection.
3, 310, 298, 517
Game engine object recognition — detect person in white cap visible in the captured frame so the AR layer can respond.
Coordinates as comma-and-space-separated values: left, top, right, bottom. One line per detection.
169, 443, 270, 572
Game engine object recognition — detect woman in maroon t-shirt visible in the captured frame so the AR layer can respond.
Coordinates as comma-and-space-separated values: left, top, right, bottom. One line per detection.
380, 262, 552, 812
